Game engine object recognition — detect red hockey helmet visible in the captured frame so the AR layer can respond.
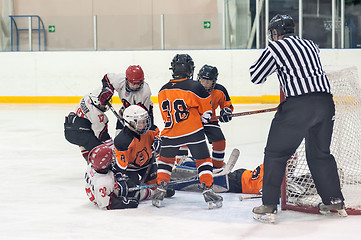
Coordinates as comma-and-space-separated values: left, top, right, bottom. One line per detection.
126, 65, 144, 85
88, 144, 113, 171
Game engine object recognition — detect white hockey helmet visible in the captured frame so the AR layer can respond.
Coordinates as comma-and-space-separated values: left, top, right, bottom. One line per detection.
123, 105, 151, 135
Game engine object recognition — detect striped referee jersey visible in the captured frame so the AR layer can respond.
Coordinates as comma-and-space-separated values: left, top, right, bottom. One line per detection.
249, 35, 331, 98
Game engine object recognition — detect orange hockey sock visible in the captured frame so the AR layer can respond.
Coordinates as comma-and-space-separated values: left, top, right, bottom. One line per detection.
212, 140, 226, 168
156, 156, 175, 185
196, 157, 214, 187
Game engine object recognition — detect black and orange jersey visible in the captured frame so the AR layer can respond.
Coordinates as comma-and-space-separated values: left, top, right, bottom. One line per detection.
114, 125, 159, 172
158, 78, 212, 138
241, 164, 263, 194
209, 83, 234, 121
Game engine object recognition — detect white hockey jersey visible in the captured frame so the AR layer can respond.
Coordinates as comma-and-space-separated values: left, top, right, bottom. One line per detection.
74, 94, 109, 139
105, 73, 153, 113
84, 164, 118, 209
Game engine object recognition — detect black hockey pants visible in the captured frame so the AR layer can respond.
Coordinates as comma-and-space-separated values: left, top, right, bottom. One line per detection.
262, 93, 344, 205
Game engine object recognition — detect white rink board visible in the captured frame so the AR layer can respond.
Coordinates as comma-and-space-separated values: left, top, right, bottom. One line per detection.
0, 49, 360, 98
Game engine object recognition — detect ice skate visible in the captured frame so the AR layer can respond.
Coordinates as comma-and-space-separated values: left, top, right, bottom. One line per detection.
151, 181, 167, 208
252, 205, 277, 223
201, 183, 223, 209
318, 199, 348, 217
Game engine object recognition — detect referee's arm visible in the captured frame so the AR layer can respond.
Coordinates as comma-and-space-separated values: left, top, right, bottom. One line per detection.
249, 48, 277, 84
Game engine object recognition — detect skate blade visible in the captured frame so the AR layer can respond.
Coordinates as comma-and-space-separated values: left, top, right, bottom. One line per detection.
253, 213, 276, 223
152, 200, 162, 208
207, 201, 223, 209
319, 209, 348, 217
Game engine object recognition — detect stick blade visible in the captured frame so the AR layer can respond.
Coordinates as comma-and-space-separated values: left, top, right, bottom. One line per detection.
223, 148, 240, 174
214, 148, 240, 177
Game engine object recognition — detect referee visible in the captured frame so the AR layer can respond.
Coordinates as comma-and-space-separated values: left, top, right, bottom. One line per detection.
249, 14, 345, 221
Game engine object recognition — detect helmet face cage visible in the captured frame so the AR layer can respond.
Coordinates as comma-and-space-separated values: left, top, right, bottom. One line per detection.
125, 65, 145, 92
123, 105, 151, 135
197, 64, 218, 92
88, 144, 113, 171
125, 80, 144, 92
268, 14, 295, 41
170, 54, 195, 79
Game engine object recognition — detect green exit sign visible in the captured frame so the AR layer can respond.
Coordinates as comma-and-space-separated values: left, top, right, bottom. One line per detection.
203, 21, 211, 29
48, 25, 55, 33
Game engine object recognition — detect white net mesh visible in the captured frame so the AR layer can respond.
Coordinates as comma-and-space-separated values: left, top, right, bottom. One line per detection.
282, 66, 361, 213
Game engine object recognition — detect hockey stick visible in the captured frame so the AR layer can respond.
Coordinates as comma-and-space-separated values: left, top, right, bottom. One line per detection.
106, 102, 131, 128
239, 194, 262, 201
129, 148, 240, 192
211, 107, 278, 121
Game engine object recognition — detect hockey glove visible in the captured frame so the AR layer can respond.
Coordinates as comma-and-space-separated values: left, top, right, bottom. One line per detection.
115, 172, 130, 197
107, 193, 139, 209
201, 111, 212, 124
219, 107, 232, 123
152, 137, 162, 155
98, 87, 114, 105
101, 75, 114, 92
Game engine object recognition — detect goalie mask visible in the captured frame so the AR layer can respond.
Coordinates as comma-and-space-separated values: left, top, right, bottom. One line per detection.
126, 65, 145, 92
268, 14, 295, 41
123, 105, 151, 135
197, 64, 218, 92
170, 54, 195, 79
88, 144, 114, 171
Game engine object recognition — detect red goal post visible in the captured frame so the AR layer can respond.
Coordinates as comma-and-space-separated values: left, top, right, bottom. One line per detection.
280, 66, 361, 215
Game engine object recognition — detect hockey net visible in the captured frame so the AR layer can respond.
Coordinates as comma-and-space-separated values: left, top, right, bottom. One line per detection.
281, 66, 361, 215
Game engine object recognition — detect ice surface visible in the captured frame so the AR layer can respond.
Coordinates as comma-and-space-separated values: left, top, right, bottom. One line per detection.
0, 104, 359, 240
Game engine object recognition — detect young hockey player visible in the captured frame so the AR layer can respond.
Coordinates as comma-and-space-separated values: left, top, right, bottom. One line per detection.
197, 64, 234, 168
153, 53, 223, 209
171, 157, 263, 194
249, 14, 345, 222
64, 87, 114, 161
112, 105, 174, 200
99, 65, 154, 133
85, 143, 139, 209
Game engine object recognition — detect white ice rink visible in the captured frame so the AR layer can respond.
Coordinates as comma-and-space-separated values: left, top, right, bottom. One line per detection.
0, 103, 359, 240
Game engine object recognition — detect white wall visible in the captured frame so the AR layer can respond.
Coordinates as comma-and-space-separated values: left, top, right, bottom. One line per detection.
0, 49, 360, 97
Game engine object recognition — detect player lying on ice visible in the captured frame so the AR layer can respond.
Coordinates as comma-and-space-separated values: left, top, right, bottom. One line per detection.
84, 105, 175, 210
170, 156, 263, 195
170, 155, 330, 204
85, 144, 140, 209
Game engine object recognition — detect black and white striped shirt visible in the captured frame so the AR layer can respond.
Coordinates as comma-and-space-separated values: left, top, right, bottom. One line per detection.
249, 35, 331, 98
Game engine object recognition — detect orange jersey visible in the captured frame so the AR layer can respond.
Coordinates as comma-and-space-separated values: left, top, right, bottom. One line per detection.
114, 126, 159, 170
241, 164, 264, 194
158, 78, 212, 138
209, 83, 234, 121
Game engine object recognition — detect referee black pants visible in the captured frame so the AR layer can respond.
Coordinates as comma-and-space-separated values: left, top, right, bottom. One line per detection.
262, 93, 344, 205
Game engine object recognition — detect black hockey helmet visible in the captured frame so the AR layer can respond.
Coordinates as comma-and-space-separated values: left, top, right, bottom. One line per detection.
197, 64, 218, 92
170, 54, 195, 79
268, 14, 295, 40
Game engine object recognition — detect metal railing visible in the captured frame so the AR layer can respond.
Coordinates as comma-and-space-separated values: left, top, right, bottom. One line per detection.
9, 15, 47, 51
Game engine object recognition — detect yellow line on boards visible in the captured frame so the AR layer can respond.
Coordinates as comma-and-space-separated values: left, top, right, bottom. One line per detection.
0, 95, 281, 104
